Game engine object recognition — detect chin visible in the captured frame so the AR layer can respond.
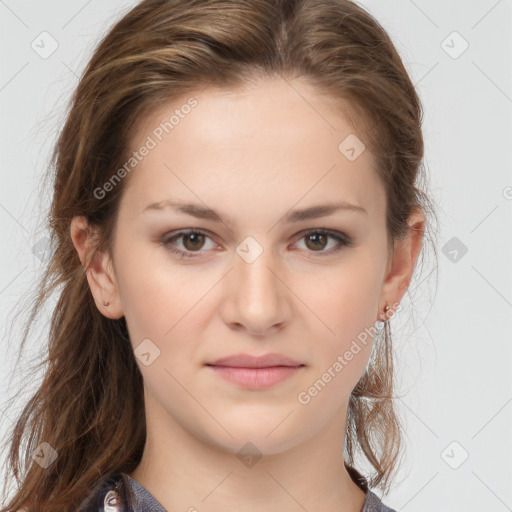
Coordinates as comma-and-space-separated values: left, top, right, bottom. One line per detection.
200, 422, 310, 459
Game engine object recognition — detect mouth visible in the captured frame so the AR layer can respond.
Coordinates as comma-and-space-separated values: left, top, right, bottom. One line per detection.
206, 352, 304, 369
205, 361, 305, 390
205, 352, 305, 389
206, 365, 304, 389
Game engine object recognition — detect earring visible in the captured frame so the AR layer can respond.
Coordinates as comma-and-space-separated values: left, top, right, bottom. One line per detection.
375, 302, 388, 330
102, 300, 110, 306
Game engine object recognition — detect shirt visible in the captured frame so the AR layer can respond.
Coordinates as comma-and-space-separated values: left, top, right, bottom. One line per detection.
95, 466, 397, 512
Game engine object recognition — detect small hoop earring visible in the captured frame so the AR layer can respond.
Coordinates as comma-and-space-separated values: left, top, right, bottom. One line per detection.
375, 302, 390, 330
376, 302, 390, 325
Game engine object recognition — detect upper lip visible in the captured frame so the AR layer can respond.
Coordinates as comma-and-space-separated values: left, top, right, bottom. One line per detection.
207, 353, 304, 368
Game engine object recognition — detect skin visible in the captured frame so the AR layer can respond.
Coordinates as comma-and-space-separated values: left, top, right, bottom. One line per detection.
71, 76, 424, 512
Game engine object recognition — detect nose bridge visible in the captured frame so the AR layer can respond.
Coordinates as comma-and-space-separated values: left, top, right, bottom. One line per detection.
237, 236, 280, 303
225, 235, 288, 333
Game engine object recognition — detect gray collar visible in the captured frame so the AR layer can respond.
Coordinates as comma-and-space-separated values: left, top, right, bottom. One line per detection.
118, 472, 397, 512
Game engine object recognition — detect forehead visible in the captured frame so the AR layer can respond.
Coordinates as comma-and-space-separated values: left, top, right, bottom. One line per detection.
131, 77, 359, 148
119, 77, 384, 223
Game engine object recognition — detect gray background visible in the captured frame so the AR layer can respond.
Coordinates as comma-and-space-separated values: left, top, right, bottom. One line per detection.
1, 0, 511, 510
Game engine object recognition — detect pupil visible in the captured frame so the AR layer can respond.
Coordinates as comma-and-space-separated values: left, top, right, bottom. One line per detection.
307, 233, 326, 250
185, 233, 204, 250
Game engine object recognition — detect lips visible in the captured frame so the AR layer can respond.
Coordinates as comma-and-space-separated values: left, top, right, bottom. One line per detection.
206, 352, 304, 369
205, 353, 305, 389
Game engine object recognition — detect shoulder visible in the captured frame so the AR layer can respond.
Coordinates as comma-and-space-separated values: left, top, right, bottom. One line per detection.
14, 475, 126, 512
363, 489, 398, 512
78, 472, 127, 511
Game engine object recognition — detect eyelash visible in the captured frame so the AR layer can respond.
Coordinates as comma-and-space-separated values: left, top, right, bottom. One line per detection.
160, 228, 353, 259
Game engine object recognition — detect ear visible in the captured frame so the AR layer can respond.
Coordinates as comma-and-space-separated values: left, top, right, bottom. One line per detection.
70, 216, 124, 319
378, 207, 425, 320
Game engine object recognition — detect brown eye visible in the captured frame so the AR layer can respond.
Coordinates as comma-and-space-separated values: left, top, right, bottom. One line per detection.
161, 229, 217, 258
182, 232, 206, 251
294, 229, 352, 256
305, 232, 328, 251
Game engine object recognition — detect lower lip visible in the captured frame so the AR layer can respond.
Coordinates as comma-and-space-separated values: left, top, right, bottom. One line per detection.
207, 365, 303, 389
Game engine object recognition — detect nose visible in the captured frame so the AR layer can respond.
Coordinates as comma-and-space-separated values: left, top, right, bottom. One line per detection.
220, 242, 291, 336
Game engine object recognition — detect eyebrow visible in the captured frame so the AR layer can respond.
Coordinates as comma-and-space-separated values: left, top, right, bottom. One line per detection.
142, 199, 367, 224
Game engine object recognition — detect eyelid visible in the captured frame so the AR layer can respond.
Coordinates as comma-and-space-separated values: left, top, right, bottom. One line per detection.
161, 228, 220, 257
290, 228, 353, 255
293, 227, 352, 244
161, 227, 353, 258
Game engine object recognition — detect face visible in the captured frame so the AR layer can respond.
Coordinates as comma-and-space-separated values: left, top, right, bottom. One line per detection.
76, 76, 414, 456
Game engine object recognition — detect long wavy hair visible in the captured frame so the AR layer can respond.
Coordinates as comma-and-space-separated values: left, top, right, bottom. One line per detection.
0, 0, 438, 510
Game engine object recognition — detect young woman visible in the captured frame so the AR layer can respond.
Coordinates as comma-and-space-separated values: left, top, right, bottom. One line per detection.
1, 0, 437, 511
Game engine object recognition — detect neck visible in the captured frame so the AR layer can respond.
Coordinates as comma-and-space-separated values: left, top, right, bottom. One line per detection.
128, 397, 367, 512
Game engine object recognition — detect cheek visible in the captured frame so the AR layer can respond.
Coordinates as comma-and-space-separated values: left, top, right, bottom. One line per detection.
114, 242, 203, 348
311, 257, 381, 334
303, 257, 382, 377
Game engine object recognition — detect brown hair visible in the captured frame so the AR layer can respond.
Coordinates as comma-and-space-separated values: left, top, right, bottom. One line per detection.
0, 0, 438, 510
